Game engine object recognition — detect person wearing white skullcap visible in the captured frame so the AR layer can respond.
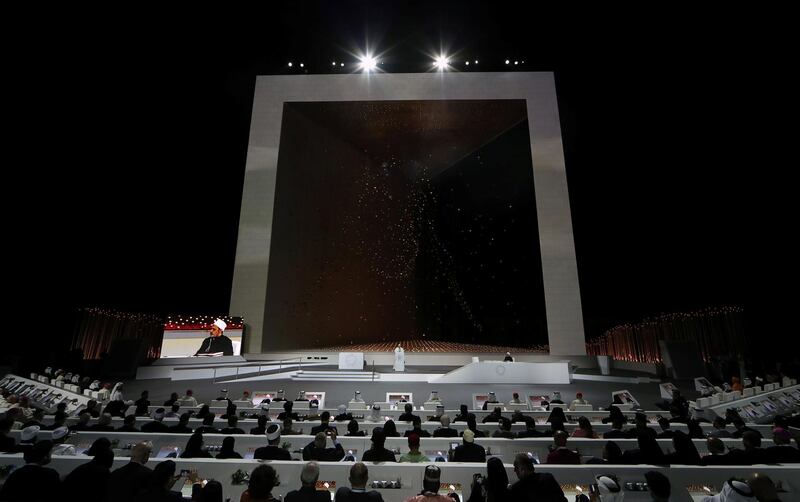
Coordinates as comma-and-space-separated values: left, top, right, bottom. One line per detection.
194, 318, 234, 356
701, 479, 756, 502
596, 475, 624, 502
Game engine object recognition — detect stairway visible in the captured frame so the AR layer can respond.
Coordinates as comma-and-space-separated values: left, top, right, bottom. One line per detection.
291, 370, 379, 381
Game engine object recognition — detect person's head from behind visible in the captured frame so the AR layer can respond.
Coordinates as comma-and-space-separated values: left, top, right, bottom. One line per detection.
492, 406, 502, 416
707, 437, 725, 455
179, 412, 191, 426
383, 419, 397, 436
513, 453, 535, 480
644, 471, 671, 502
186, 431, 204, 453
404, 403, 413, 414
657, 417, 671, 430
347, 419, 360, 435
221, 436, 236, 453
24, 439, 53, 465
349, 462, 369, 489
553, 430, 569, 448
371, 427, 386, 449
300, 461, 320, 487
440, 415, 451, 428
485, 457, 509, 495
123, 414, 136, 427
460, 404, 468, 416
93, 447, 115, 469
227, 415, 239, 428
612, 417, 625, 430
603, 441, 622, 462
248, 465, 277, 499
171, 403, 180, 413
466, 415, 478, 431
141, 390, 149, 399
131, 441, 152, 464
576, 392, 583, 400
408, 433, 421, 453
733, 418, 746, 431
743, 430, 762, 450
266, 424, 281, 445
283, 417, 293, 430
773, 427, 792, 445
314, 432, 327, 449
578, 416, 592, 431
412, 416, 422, 429
320, 411, 330, 424
749, 473, 778, 502
170, 392, 179, 401
198, 404, 209, 415
284, 401, 293, 412
500, 417, 512, 432
422, 464, 441, 494
203, 414, 215, 427
197, 480, 223, 502
152, 460, 177, 490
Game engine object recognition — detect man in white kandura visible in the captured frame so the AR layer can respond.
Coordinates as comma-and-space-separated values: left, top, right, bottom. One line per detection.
393, 345, 405, 372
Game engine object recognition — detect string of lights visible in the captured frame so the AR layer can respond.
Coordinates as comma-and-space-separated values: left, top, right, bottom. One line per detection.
285, 52, 527, 74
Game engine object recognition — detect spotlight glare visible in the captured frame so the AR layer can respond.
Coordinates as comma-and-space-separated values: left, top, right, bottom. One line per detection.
332, 61, 336, 66
465, 61, 470, 65
475, 60, 478, 64
299, 63, 304, 68
340, 63, 344, 67
358, 54, 378, 72
433, 55, 450, 70
514, 61, 518, 65
288, 62, 293, 67
505, 59, 510, 64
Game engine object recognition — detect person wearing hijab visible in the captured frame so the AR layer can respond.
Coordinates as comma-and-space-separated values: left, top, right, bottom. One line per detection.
346, 419, 366, 436
466, 457, 510, 502
195, 318, 234, 356
216, 436, 243, 459
383, 419, 401, 437
335, 404, 353, 422
454, 404, 472, 423
195, 404, 211, 419
571, 416, 598, 438
277, 400, 300, 421
586, 441, 623, 465
180, 431, 213, 458
621, 432, 666, 465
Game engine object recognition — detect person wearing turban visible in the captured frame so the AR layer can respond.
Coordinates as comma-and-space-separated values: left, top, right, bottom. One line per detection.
195, 318, 234, 356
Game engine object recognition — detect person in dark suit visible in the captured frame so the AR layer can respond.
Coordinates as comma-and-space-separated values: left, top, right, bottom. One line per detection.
220, 415, 246, 435
254, 424, 292, 461
117, 414, 140, 432
194, 318, 234, 356
105, 442, 153, 502
453, 404, 472, 423
433, 415, 458, 438
278, 400, 301, 421
302, 431, 345, 461
398, 403, 419, 422
334, 462, 385, 501
284, 462, 330, 502
403, 416, 431, 438
603, 417, 628, 439
545, 431, 581, 464
250, 415, 270, 435
510, 453, 567, 502
0, 440, 61, 502
63, 446, 115, 502
311, 411, 338, 435
346, 419, 366, 437
361, 427, 396, 462
453, 429, 486, 463
168, 413, 194, 434
763, 427, 800, 463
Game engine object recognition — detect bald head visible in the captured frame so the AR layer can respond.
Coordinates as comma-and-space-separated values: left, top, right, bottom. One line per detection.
300, 462, 320, 486
130, 441, 153, 464
349, 462, 369, 489
439, 415, 451, 427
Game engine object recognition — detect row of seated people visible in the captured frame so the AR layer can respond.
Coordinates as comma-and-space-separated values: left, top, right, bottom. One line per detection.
5, 409, 799, 467
0, 433, 789, 502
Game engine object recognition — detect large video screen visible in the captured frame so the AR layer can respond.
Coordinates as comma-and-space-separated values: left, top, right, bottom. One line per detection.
160, 316, 244, 358
263, 100, 547, 351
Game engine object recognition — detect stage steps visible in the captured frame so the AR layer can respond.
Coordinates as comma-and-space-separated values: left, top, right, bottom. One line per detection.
291, 370, 379, 381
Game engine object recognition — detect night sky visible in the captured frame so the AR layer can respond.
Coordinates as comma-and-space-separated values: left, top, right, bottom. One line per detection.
5, 4, 746, 357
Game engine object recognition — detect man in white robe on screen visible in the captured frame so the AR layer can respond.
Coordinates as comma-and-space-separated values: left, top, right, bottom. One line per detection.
394, 345, 405, 372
